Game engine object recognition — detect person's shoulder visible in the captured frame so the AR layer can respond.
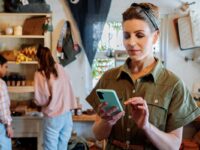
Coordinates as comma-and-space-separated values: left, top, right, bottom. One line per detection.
34, 70, 41, 76
34, 71, 45, 80
160, 67, 182, 84
56, 63, 62, 68
0, 78, 7, 88
102, 66, 121, 79
0, 78, 6, 84
56, 63, 64, 71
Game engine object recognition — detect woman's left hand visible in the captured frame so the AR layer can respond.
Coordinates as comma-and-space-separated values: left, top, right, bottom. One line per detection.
124, 97, 149, 129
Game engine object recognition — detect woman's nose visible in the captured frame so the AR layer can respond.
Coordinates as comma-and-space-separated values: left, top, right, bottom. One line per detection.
127, 36, 136, 47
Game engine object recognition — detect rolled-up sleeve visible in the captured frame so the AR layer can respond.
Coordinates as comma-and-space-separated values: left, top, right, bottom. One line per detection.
166, 80, 200, 132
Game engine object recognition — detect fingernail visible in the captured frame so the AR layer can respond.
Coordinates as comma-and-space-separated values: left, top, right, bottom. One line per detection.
124, 102, 127, 105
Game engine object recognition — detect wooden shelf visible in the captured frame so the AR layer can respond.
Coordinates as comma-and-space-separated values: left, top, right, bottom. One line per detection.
72, 114, 96, 122
8, 61, 38, 65
8, 86, 34, 93
0, 35, 45, 38
0, 13, 52, 17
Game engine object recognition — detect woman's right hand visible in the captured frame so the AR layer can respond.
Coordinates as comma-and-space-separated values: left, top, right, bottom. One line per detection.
6, 125, 14, 138
97, 102, 125, 126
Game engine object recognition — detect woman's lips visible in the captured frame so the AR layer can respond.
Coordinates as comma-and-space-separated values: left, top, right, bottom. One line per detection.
128, 49, 141, 55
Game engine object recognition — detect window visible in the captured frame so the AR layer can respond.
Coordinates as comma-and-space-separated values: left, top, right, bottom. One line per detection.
92, 22, 122, 86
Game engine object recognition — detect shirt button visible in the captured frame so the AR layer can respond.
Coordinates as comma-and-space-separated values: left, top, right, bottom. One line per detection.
128, 115, 132, 119
126, 140, 130, 145
154, 99, 159, 104
132, 89, 136, 93
127, 128, 131, 132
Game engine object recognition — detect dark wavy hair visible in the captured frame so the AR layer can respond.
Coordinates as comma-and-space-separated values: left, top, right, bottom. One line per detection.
36, 45, 58, 79
0, 54, 7, 65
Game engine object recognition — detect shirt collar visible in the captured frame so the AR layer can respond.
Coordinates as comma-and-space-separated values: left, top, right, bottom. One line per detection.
116, 57, 164, 83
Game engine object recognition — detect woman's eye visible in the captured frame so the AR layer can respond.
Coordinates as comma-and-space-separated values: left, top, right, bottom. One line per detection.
136, 33, 145, 38
123, 32, 130, 39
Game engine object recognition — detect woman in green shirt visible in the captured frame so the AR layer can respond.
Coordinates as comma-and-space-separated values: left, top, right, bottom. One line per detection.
86, 3, 200, 150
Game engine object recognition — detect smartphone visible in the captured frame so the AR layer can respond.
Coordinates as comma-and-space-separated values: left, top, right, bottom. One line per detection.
96, 89, 123, 113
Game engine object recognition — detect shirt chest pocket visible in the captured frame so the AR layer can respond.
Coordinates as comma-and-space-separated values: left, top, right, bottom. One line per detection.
145, 95, 169, 131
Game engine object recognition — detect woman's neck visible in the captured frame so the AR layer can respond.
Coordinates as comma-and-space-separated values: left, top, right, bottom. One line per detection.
129, 56, 155, 73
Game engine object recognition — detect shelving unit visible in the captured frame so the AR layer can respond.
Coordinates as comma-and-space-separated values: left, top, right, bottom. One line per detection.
8, 86, 34, 93
0, 12, 51, 93
0, 13, 52, 150
0, 35, 45, 38
0, 13, 52, 16
0, 12, 52, 49
114, 50, 128, 67
8, 61, 38, 64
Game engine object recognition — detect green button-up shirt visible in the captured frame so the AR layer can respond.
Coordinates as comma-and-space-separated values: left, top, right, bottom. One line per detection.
86, 58, 200, 150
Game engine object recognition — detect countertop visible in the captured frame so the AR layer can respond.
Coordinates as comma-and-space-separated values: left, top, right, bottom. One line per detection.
12, 114, 97, 122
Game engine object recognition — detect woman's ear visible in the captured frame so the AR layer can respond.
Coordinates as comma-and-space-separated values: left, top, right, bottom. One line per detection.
153, 30, 160, 44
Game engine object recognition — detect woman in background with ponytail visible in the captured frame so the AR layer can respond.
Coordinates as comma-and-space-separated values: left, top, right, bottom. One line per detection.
34, 46, 77, 150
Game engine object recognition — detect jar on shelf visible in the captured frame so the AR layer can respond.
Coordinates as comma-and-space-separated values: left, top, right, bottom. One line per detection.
5, 27, 13, 35
10, 74, 17, 86
6, 75, 11, 86
21, 75, 26, 86
16, 75, 22, 86
14, 26, 22, 36
76, 109, 82, 116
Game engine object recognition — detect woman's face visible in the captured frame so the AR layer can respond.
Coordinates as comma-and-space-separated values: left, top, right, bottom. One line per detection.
123, 19, 159, 61
0, 63, 8, 78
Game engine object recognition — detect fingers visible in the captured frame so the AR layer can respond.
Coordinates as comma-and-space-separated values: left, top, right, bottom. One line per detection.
100, 107, 120, 120
106, 111, 125, 126
98, 102, 117, 115
124, 97, 148, 110
111, 111, 125, 121
97, 102, 125, 126
6, 127, 13, 138
98, 102, 121, 120
124, 97, 144, 105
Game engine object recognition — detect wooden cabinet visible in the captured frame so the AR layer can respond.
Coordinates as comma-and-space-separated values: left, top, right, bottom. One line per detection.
13, 116, 43, 150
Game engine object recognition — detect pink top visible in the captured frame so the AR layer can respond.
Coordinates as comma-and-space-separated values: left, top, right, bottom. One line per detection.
34, 63, 77, 117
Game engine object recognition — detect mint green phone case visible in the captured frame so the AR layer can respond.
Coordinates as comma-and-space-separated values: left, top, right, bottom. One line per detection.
96, 89, 123, 112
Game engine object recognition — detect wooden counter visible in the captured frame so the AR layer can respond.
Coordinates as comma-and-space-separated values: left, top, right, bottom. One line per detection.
72, 114, 96, 122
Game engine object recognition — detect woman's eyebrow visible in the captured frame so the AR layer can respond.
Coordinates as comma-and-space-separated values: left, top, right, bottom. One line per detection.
123, 30, 145, 33
134, 30, 145, 33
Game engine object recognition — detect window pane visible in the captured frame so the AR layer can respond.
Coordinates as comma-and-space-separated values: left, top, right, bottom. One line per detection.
92, 58, 114, 87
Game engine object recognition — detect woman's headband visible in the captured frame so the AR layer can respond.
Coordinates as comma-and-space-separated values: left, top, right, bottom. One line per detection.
131, 3, 159, 30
